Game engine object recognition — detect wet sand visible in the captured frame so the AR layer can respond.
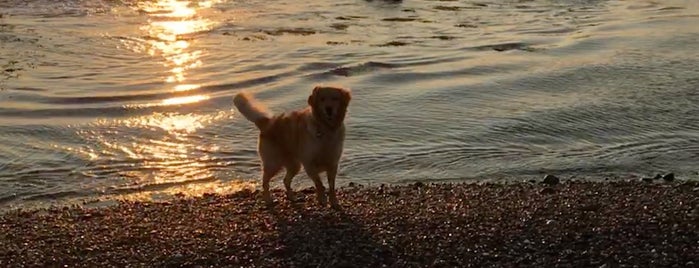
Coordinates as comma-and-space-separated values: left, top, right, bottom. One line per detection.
1, 180, 697, 267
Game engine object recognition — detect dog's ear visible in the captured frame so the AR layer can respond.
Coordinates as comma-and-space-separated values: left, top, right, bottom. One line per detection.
335, 88, 351, 127
308, 86, 320, 106
340, 88, 352, 106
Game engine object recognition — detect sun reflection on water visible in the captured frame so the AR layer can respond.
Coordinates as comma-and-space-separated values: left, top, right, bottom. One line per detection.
77, 1, 235, 200
174, 84, 200, 92
161, 95, 210, 106
137, 0, 219, 85
77, 110, 236, 196
111, 180, 257, 204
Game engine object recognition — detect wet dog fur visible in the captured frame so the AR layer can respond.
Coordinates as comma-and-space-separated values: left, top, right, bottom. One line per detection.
233, 86, 351, 208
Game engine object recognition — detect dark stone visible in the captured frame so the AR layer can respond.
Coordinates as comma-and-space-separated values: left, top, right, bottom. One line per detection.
376, 41, 409, 47
542, 174, 559, 185
326, 41, 348, 46
580, 203, 601, 212
330, 23, 349, 30
432, 35, 454, 40
677, 181, 697, 190
413, 181, 425, 189
653, 174, 663, 180
641, 177, 654, 183
455, 23, 478, 28
228, 189, 254, 199
540, 188, 556, 195
662, 173, 675, 182
300, 188, 315, 194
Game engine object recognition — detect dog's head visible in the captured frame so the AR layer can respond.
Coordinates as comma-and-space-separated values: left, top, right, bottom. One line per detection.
308, 86, 351, 129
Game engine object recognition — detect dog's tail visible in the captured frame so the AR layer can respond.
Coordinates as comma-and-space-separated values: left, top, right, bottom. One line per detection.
234, 91, 271, 130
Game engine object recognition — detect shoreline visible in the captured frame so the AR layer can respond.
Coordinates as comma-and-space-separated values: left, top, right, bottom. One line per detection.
3, 173, 695, 213
2, 180, 697, 267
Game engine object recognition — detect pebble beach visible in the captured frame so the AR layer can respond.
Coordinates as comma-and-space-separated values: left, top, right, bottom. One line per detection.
2, 180, 697, 267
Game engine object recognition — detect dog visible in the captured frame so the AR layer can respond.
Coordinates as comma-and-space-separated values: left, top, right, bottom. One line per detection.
233, 86, 351, 208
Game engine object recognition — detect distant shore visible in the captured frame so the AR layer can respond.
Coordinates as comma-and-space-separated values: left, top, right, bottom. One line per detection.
1, 180, 697, 267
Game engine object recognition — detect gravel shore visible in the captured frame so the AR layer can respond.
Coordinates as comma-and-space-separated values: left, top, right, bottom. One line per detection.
1, 180, 697, 267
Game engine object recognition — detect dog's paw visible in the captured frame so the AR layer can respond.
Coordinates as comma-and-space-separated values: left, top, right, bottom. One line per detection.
285, 191, 299, 202
261, 193, 274, 208
330, 202, 342, 210
264, 200, 276, 209
289, 197, 305, 204
316, 193, 328, 206
328, 192, 341, 209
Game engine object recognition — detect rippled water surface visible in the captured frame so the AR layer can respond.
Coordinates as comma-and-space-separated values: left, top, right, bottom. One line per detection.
1, 0, 698, 208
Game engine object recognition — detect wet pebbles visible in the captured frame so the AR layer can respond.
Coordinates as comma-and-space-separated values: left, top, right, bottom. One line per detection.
1, 181, 697, 267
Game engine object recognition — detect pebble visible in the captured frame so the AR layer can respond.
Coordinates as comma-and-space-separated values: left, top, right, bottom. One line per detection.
540, 187, 556, 195
662, 173, 675, 182
542, 174, 560, 185
413, 181, 426, 189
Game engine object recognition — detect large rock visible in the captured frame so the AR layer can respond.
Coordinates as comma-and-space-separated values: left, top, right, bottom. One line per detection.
662, 173, 675, 182
542, 174, 560, 185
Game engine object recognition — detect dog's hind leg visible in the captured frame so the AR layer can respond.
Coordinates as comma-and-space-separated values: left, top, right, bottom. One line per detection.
261, 166, 281, 207
259, 142, 282, 207
283, 162, 301, 202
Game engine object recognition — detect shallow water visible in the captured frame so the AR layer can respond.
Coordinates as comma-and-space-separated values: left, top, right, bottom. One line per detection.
1, 0, 698, 208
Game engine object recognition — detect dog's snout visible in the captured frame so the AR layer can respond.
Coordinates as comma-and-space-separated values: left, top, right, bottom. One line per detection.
325, 106, 333, 116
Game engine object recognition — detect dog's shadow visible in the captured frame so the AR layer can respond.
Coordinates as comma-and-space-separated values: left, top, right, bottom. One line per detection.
269, 197, 396, 267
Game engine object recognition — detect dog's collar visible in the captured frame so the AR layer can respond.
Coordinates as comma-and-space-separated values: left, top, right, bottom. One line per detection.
307, 119, 324, 139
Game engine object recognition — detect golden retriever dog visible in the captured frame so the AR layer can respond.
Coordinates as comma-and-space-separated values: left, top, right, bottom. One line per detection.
233, 86, 351, 208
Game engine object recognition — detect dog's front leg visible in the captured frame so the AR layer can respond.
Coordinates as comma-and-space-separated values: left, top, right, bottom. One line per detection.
327, 165, 340, 209
303, 166, 327, 206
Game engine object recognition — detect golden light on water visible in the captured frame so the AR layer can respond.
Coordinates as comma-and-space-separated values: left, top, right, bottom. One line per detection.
161, 95, 209, 106
149, 0, 197, 18
77, 110, 236, 198
76, 1, 236, 200
137, 0, 219, 89
116, 180, 258, 203
174, 84, 201, 92
123, 94, 209, 109
128, 112, 210, 133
